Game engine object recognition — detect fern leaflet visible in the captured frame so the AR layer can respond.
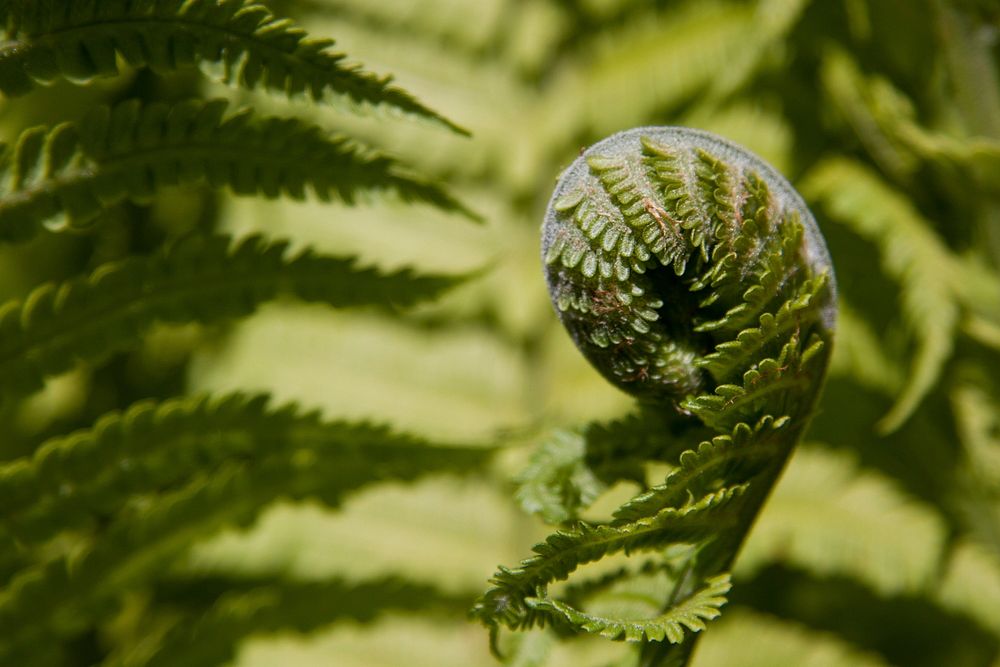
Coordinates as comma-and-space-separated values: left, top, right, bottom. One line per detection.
471, 485, 745, 633
0, 97, 476, 242
0, 233, 460, 401
138, 576, 470, 667
801, 158, 960, 433
528, 573, 731, 643
0, 0, 467, 133
0, 392, 492, 658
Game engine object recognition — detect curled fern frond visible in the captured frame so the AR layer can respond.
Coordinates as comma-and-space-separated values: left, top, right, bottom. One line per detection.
0, 233, 460, 401
0, 392, 492, 657
0, 0, 467, 134
478, 127, 836, 660
0, 97, 476, 242
514, 429, 608, 525
542, 129, 834, 406
471, 485, 745, 635
529, 573, 731, 644
516, 411, 718, 525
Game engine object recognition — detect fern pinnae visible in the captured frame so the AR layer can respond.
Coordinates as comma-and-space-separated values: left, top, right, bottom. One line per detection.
477, 127, 836, 663
472, 484, 747, 637
0, 232, 464, 401
0, 0, 468, 134
0, 391, 493, 656
801, 157, 957, 433
140, 576, 471, 667
527, 573, 732, 643
0, 97, 476, 242
0, 391, 491, 547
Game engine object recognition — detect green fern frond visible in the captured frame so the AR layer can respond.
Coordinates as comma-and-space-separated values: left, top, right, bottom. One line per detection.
528, 573, 731, 643
472, 485, 745, 634
737, 445, 947, 595
682, 334, 826, 432
828, 300, 903, 394
695, 609, 893, 667
937, 539, 1000, 638
0, 392, 491, 655
822, 47, 1000, 193
612, 415, 789, 524
801, 158, 960, 433
515, 429, 607, 525
0, 233, 459, 401
0, 97, 476, 242
0, 391, 490, 545
0, 0, 467, 134
139, 576, 469, 667
536, 2, 754, 153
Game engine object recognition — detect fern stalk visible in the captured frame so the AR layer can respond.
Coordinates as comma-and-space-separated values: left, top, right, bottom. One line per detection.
474, 127, 836, 664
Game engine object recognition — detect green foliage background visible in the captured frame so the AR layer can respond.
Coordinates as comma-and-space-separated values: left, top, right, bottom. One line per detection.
1, 0, 1000, 665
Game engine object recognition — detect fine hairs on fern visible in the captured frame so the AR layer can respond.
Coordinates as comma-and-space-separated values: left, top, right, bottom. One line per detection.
474, 127, 836, 665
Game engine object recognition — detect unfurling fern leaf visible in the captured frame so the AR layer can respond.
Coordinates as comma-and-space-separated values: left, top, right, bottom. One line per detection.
0, 0, 467, 134
0, 233, 459, 401
529, 573, 731, 643
0, 97, 476, 242
475, 127, 836, 665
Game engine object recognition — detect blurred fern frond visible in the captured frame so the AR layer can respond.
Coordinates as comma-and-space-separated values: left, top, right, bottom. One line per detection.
139, 576, 472, 667
0, 392, 491, 661
0, 231, 458, 399
802, 158, 961, 433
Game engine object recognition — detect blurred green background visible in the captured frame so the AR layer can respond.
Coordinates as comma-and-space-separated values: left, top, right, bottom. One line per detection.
2, 0, 1000, 665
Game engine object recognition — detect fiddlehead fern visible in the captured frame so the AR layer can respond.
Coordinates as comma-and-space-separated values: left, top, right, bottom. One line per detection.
474, 127, 836, 664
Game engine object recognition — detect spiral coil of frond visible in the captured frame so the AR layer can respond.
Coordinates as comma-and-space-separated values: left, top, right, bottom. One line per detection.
475, 127, 836, 663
